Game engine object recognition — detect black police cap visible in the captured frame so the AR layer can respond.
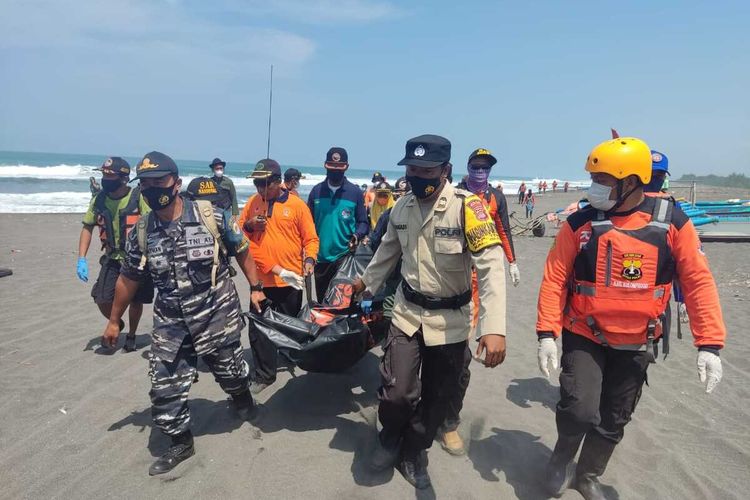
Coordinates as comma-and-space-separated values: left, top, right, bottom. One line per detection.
95, 156, 131, 176
397, 134, 451, 168
133, 151, 179, 180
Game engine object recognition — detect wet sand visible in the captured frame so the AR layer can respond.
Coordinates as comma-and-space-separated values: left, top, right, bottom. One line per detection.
0, 187, 748, 499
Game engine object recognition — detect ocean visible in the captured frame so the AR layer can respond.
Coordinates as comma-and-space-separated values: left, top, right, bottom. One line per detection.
0, 151, 588, 213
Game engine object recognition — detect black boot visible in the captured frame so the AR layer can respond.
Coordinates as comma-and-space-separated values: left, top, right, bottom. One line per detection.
574, 432, 617, 500
545, 432, 584, 497
369, 435, 400, 472
396, 450, 431, 490
232, 390, 262, 424
149, 431, 195, 476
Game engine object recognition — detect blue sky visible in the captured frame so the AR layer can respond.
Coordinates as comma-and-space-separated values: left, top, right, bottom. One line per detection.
1, 0, 748, 178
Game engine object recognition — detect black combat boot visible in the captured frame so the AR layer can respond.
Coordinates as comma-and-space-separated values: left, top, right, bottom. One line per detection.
370, 435, 400, 472
149, 431, 195, 476
396, 450, 431, 490
545, 432, 585, 497
232, 390, 262, 424
574, 432, 617, 500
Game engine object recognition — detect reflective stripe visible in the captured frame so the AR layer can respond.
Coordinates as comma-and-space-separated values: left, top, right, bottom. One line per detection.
648, 221, 670, 231
656, 198, 668, 222
591, 220, 612, 227
574, 284, 596, 296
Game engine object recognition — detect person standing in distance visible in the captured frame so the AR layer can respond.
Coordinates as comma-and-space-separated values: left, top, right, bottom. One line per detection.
307, 147, 368, 301
536, 137, 725, 499
352, 134, 508, 490
77, 157, 153, 352
282, 167, 305, 197
209, 157, 239, 215
102, 151, 266, 476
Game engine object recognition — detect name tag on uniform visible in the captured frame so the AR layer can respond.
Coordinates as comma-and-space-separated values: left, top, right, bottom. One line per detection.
185, 226, 215, 262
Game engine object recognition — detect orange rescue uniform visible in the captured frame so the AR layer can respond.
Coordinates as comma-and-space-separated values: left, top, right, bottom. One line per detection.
239, 190, 319, 288
536, 196, 725, 349
471, 187, 516, 327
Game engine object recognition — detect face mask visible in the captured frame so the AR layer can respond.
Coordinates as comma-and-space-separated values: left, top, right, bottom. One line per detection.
466, 168, 490, 193
406, 175, 442, 199
142, 185, 178, 209
213, 169, 224, 178
643, 176, 664, 193
101, 178, 124, 193
587, 182, 616, 211
326, 170, 345, 185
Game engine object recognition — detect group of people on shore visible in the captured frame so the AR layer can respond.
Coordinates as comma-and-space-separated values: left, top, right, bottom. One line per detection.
75, 135, 725, 499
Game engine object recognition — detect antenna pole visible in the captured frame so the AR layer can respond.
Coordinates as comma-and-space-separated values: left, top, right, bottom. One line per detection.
266, 65, 273, 158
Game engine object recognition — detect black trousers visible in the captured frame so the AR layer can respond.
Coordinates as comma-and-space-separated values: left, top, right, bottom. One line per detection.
248, 286, 303, 384
556, 330, 651, 444
442, 343, 472, 432
378, 324, 466, 458
313, 256, 345, 302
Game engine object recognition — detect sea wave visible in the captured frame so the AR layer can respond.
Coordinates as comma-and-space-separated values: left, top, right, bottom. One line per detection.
0, 164, 99, 179
0, 191, 93, 213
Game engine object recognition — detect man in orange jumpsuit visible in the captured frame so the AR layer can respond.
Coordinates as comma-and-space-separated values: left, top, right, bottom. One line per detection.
240, 158, 320, 393
536, 137, 725, 499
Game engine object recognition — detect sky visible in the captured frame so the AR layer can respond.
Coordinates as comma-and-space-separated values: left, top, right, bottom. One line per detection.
1, 0, 749, 178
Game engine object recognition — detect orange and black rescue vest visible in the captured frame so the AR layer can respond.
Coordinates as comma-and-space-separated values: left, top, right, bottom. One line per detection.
565, 197, 675, 358
93, 186, 142, 255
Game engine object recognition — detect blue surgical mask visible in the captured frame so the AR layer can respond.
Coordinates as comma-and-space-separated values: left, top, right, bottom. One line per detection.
587, 182, 616, 211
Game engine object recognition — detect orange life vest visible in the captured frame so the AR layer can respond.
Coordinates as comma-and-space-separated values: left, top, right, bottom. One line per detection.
564, 197, 675, 356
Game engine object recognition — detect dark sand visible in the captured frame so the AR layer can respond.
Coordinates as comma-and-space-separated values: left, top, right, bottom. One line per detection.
0, 187, 748, 499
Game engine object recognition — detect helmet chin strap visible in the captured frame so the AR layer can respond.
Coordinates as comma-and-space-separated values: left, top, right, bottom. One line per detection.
606, 179, 639, 213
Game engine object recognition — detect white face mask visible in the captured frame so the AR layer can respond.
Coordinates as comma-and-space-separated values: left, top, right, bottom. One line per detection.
588, 182, 616, 211
213, 169, 224, 178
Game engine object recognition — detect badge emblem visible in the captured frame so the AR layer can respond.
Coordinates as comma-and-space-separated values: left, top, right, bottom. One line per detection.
139, 157, 159, 170
424, 184, 435, 195
622, 253, 643, 281
332, 152, 341, 162
158, 194, 169, 206
341, 208, 352, 219
414, 145, 426, 157
652, 152, 663, 162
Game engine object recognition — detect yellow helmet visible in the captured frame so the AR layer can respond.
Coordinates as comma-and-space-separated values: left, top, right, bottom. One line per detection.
585, 137, 652, 184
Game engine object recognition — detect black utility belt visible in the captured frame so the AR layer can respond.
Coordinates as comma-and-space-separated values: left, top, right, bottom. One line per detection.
401, 281, 471, 310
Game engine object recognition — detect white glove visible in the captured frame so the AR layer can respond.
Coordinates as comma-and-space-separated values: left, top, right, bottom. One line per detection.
697, 350, 722, 393
508, 262, 521, 287
679, 303, 690, 323
537, 337, 558, 378
278, 269, 304, 290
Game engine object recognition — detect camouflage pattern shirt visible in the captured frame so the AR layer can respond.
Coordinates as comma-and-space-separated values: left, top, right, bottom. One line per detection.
121, 199, 250, 363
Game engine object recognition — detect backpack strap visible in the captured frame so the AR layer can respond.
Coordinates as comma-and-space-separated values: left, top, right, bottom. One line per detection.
195, 200, 227, 287
136, 211, 151, 271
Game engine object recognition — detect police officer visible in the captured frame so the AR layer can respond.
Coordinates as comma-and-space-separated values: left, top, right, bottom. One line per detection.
353, 134, 508, 489
536, 137, 726, 499
101, 151, 267, 476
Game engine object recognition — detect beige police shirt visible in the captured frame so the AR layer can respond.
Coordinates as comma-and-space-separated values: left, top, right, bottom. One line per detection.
361, 183, 506, 346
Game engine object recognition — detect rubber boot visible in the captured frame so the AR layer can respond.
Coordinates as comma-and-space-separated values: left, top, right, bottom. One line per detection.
149, 431, 195, 476
232, 390, 262, 424
370, 435, 400, 472
545, 432, 584, 497
574, 432, 617, 500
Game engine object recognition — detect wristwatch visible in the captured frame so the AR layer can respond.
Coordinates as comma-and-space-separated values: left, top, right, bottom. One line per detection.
250, 282, 263, 292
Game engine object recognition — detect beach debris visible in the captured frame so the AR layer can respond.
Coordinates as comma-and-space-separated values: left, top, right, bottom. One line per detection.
59, 407, 68, 415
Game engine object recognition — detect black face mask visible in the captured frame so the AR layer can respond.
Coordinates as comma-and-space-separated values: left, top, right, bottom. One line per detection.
405, 175, 442, 199
142, 185, 178, 209
101, 178, 125, 193
643, 176, 665, 193
326, 170, 345, 185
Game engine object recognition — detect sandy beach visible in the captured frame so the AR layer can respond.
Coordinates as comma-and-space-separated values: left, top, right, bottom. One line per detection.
1, 188, 749, 500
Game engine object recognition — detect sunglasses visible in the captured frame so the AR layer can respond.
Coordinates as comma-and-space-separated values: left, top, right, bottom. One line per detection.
468, 164, 492, 171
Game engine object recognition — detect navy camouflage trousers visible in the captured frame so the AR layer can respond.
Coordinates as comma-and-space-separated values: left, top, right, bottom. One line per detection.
148, 335, 249, 436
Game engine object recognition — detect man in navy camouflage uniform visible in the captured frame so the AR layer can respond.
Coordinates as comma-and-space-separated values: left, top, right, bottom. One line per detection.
102, 151, 266, 476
